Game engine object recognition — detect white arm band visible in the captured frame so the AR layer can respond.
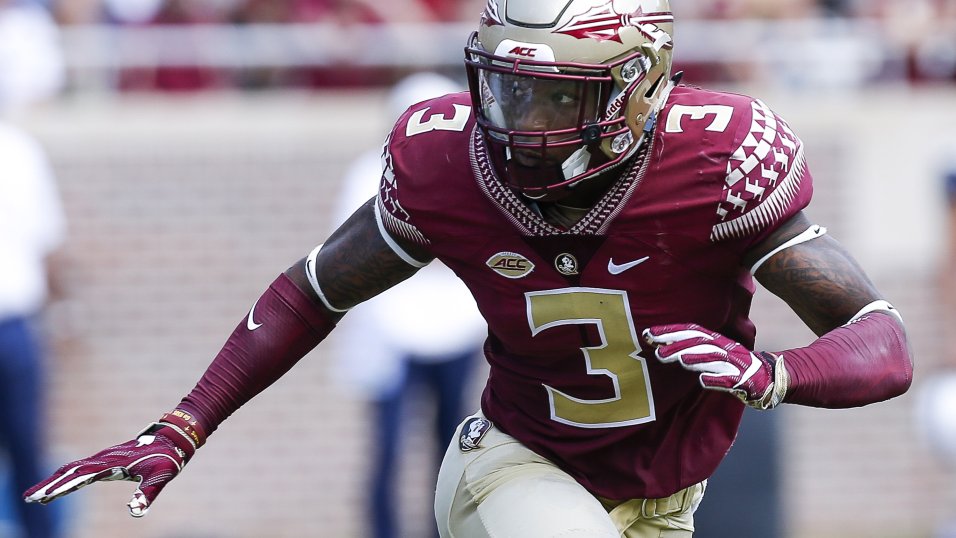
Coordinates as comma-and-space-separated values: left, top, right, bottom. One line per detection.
848, 299, 904, 325
750, 224, 827, 274
305, 244, 349, 313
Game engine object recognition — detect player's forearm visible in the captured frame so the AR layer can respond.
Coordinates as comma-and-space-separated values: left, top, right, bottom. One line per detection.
775, 308, 913, 408
175, 272, 338, 436
171, 199, 428, 436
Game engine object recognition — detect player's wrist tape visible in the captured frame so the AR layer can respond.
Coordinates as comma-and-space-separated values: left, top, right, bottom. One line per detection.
752, 352, 789, 410
159, 409, 207, 449
135, 421, 197, 463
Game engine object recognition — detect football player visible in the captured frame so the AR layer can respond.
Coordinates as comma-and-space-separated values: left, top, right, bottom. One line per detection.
24, 1, 914, 536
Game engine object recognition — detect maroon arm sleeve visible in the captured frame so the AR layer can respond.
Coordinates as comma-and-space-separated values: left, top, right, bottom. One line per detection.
777, 311, 913, 408
174, 273, 337, 438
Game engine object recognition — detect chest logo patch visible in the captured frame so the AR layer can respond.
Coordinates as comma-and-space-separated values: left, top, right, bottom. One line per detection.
554, 253, 580, 276
487, 252, 535, 279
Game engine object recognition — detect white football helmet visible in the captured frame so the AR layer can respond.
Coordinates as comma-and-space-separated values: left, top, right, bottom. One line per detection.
465, 0, 675, 201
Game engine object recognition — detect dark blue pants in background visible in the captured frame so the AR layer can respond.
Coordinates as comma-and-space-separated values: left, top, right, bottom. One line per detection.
0, 317, 58, 538
368, 350, 476, 538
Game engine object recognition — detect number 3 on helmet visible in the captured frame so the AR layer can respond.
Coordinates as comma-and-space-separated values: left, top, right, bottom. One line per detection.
465, 0, 675, 201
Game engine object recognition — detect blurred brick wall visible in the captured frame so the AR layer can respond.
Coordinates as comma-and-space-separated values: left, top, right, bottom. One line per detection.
15, 88, 955, 538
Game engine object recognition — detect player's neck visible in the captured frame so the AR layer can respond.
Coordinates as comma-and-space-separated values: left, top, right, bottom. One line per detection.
533, 174, 619, 229
558, 173, 618, 208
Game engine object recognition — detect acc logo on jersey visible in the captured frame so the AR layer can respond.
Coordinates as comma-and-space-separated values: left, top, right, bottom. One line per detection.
487, 252, 535, 279
554, 253, 579, 276
459, 417, 493, 452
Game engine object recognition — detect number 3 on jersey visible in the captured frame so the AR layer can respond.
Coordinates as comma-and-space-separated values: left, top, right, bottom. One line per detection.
527, 288, 656, 428
405, 104, 470, 136
665, 104, 734, 133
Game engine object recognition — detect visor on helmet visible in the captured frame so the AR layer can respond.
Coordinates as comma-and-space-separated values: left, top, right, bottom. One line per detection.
479, 72, 604, 148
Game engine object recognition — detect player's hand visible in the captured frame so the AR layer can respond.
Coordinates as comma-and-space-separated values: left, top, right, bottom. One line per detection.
643, 323, 789, 409
23, 422, 196, 517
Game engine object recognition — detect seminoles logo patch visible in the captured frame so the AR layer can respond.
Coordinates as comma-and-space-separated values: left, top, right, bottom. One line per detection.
459, 417, 493, 452
487, 252, 535, 279
554, 253, 579, 276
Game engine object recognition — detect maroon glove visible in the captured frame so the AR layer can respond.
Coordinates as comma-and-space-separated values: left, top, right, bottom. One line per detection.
23, 411, 204, 517
643, 323, 789, 409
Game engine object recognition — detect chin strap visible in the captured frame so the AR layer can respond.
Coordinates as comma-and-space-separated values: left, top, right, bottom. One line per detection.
561, 146, 593, 180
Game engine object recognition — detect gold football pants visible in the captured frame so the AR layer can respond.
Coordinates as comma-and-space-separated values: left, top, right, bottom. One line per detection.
436, 411, 705, 537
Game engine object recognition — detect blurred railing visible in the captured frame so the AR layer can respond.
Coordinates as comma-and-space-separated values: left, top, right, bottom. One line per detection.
62, 23, 472, 70
58, 18, 942, 90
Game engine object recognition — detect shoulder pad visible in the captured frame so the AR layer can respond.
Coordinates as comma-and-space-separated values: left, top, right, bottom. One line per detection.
377, 92, 475, 248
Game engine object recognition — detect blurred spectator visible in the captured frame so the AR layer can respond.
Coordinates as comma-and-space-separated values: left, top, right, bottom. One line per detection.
331, 73, 486, 538
946, 167, 956, 307
911, 1, 956, 83
417, 0, 484, 22
673, 1, 808, 84
677, 0, 820, 19
51, 0, 101, 25
845, 0, 956, 83
816, 0, 854, 17
9, 0, 53, 9
229, 0, 442, 24
101, 0, 164, 24
117, 0, 234, 92
230, 0, 294, 23
0, 122, 66, 538
0, 3, 67, 537
284, 0, 393, 88
55, 0, 479, 25
45, 0, 956, 93
942, 166, 956, 334
230, 0, 387, 89
916, 163, 956, 538
737, 0, 818, 18
0, 0, 63, 111
55, 0, 482, 91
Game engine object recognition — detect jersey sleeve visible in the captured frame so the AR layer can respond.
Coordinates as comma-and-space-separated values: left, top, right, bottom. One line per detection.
375, 130, 432, 249
709, 98, 813, 247
374, 92, 475, 259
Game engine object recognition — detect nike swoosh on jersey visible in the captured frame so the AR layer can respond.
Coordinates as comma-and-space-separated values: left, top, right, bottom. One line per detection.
607, 256, 650, 275
247, 299, 263, 331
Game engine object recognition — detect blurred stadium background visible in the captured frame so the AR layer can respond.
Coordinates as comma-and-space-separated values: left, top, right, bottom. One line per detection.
1, 0, 955, 537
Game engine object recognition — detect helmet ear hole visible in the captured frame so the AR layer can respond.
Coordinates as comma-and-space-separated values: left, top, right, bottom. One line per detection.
644, 74, 664, 100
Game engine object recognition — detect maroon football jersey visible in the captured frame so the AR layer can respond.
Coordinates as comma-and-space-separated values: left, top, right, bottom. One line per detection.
376, 85, 812, 500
